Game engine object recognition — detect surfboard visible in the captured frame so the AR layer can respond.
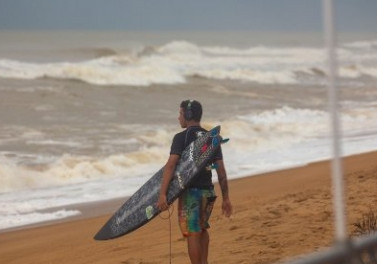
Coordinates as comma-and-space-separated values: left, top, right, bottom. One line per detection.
94, 126, 224, 240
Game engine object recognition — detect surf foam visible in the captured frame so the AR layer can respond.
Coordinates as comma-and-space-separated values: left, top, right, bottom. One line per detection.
0, 210, 81, 230
1, 40, 376, 86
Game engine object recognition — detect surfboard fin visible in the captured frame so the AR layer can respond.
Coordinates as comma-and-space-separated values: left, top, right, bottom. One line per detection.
221, 138, 230, 144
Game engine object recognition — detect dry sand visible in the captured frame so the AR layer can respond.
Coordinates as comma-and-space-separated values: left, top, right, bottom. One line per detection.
1, 151, 377, 264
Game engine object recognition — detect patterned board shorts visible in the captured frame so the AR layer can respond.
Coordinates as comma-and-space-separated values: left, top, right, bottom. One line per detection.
178, 188, 217, 237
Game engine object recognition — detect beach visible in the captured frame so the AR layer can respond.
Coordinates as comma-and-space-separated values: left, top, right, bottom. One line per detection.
2, 1, 377, 261
0, 30, 376, 263
1, 151, 376, 264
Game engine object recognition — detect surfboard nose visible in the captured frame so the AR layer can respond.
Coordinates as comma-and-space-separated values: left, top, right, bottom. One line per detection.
94, 224, 112, 240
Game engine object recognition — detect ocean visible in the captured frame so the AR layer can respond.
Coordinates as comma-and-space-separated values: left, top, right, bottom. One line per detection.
0, 30, 376, 230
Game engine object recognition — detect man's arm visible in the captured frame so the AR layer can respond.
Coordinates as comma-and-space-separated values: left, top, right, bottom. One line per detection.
215, 159, 232, 217
157, 154, 180, 211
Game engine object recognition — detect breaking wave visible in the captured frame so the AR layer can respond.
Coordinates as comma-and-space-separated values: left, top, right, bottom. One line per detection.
0, 40, 376, 86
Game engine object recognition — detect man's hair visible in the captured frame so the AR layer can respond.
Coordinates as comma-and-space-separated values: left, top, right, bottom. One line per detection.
180, 100, 202, 122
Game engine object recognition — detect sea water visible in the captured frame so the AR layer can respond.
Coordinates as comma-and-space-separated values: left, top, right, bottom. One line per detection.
0, 30, 377, 230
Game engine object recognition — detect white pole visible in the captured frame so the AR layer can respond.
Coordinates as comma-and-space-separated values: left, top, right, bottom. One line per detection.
322, 0, 347, 242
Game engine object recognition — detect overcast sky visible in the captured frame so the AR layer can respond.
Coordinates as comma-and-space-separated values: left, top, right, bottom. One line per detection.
0, 0, 376, 31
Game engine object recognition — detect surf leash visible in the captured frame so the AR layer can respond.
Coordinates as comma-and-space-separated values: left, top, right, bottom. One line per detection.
159, 205, 174, 264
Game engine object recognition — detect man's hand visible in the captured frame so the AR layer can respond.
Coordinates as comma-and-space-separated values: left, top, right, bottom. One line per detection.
215, 160, 232, 217
222, 198, 232, 217
157, 154, 179, 211
157, 194, 169, 211
157, 154, 180, 211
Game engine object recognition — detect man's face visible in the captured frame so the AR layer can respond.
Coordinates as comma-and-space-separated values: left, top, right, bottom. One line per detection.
178, 107, 187, 128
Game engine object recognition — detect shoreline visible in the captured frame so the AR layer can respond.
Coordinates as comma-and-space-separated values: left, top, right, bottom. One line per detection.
1, 150, 375, 234
0, 197, 127, 234
1, 151, 377, 263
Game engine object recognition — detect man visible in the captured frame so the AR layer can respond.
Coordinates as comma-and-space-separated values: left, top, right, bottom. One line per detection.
157, 99, 232, 264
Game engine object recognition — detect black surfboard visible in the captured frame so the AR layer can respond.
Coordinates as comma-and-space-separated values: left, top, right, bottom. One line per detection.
94, 126, 223, 240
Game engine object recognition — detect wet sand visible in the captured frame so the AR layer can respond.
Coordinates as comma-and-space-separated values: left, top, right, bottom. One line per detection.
1, 151, 377, 264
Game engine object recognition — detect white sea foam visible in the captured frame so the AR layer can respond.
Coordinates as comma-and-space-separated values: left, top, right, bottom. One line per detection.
0, 210, 81, 230
343, 40, 377, 49
0, 40, 376, 86
26, 139, 82, 147
0, 135, 169, 193
217, 111, 375, 179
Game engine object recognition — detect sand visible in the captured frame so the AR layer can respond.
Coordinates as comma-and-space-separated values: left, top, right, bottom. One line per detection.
1, 151, 377, 264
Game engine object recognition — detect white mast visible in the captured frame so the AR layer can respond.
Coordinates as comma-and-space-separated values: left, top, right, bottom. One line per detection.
322, 0, 347, 242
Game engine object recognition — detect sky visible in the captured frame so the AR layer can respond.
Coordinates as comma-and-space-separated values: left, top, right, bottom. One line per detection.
0, 0, 376, 32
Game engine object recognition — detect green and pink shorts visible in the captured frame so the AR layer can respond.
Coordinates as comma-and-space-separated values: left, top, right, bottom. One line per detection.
178, 188, 217, 237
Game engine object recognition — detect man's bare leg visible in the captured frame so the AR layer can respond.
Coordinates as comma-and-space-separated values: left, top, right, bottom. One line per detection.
187, 234, 203, 264
187, 230, 210, 264
200, 230, 209, 264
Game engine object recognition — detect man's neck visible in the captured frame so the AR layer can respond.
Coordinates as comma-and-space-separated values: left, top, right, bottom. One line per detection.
186, 121, 200, 128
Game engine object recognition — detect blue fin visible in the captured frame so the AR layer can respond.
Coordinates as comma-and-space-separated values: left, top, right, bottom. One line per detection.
221, 138, 230, 144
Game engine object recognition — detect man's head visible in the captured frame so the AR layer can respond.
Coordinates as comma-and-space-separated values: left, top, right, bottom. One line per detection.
179, 100, 202, 127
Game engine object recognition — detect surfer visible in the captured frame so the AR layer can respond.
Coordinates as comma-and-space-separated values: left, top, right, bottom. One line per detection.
157, 99, 232, 264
